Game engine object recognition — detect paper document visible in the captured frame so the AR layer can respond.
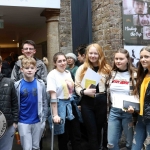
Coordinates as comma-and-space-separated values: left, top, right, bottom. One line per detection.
81, 68, 102, 88
85, 79, 96, 88
112, 94, 139, 109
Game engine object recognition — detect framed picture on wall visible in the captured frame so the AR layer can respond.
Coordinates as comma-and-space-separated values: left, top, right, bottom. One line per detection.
123, 0, 150, 45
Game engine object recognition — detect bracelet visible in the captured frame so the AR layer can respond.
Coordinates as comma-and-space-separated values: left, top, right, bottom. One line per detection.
51, 99, 59, 103
80, 89, 86, 96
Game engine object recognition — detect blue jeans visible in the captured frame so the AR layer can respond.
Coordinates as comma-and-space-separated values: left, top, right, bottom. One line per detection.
108, 107, 133, 150
48, 99, 74, 135
132, 115, 150, 150
0, 125, 16, 150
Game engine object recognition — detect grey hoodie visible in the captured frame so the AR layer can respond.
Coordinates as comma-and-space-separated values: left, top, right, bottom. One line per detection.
14, 78, 48, 122
11, 57, 48, 85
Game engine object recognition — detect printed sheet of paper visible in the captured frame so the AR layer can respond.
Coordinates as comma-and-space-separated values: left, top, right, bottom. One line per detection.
81, 68, 102, 88
85, 79, 96, 89
112, 94, 139, 109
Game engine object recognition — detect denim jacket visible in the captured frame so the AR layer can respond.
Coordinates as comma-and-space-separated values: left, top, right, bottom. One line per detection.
48, 96, 83, 135
70, 94, 83, 123
14, 78, 48, 123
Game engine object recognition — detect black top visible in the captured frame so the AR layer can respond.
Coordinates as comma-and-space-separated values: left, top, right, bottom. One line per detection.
117, 68, 128, 72
93, 66, 99, 93
93, 66, 99, 72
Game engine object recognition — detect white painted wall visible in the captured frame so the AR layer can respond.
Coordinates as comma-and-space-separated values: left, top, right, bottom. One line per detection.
0, 0, 60, 8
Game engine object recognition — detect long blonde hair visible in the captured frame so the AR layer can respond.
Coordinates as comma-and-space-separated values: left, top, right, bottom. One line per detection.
80, 43, 111, 80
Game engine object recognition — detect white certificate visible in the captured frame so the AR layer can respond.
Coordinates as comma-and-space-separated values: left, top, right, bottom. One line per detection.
112, 94, 139, 109
81, 68, 102, 88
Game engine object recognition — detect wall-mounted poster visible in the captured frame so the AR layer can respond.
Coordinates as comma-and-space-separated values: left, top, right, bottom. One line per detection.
123, 0, 150, 45
124, 45, 145, 67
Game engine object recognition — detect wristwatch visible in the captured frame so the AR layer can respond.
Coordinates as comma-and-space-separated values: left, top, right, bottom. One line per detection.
80, 88, 86, 96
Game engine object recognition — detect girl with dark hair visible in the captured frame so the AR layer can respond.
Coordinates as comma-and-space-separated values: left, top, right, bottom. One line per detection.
107, 49, 137, 150
47, 52, 82, 150
75, 43, 111, 150
132, 46, 150, 150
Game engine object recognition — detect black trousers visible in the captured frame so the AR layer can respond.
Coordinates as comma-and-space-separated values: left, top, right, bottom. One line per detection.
57, 105, 82, 150
81, 93, 107, 150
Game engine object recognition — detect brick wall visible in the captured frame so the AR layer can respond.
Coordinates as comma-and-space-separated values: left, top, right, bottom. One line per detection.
92, 0, 122, 65
59, 0, 72, 54
60, 0, 150, 64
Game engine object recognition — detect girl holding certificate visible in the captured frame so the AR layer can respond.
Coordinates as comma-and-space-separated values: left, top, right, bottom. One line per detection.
132, 46, 150, 150
75, 43, 111, 150
107, 49, 137, 150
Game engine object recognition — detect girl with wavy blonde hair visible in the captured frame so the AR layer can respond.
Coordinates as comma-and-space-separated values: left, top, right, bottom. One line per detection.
80, 43, 110, 80
75, 43, 111, 150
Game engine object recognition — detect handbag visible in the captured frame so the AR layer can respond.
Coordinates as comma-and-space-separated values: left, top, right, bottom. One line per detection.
123, 100, 140, 112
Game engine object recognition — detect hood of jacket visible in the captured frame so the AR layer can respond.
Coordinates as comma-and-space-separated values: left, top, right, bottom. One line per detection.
0, 73, 4, 81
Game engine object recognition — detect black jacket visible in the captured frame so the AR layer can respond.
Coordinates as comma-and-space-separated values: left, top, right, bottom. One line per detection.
1, 60, 13, 78
0, 73, 18, 126
144, 82, 150, 119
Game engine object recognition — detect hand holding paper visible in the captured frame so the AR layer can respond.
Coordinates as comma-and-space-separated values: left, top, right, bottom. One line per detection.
124, 106, 135, 113
89, 84, 96, 89
112, 94, 139, 112
81, 68, 101, 88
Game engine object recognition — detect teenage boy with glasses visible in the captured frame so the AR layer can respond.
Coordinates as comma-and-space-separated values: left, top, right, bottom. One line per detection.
11, 40, 47, 85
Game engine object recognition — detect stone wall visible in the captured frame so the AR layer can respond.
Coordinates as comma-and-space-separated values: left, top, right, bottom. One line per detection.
59, 0, 72, 54
60, 0, 150, 65
59, 0, 123, 64
92, 0, 122, 65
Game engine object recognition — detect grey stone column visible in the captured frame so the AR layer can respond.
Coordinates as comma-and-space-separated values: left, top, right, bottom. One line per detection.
41, 9, 60, 71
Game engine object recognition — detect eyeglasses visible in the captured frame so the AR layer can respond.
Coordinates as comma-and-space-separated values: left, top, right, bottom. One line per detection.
23, 48, 35, 51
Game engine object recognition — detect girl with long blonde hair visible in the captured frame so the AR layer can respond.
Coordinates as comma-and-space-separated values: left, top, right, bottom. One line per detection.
75, 43, 111, 150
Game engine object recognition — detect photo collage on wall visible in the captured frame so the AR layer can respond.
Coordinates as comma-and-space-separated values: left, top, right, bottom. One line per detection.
123, 0, 150, 45
123, 0, 150, 67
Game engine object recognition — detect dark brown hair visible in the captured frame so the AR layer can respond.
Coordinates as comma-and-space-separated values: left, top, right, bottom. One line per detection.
76, 44, 87, 56
53, 52, 67, 69
22, 40, 36, 49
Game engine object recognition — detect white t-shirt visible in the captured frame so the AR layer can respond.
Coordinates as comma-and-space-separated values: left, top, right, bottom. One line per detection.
47, 69, 73, 99
110, 71, 130, 102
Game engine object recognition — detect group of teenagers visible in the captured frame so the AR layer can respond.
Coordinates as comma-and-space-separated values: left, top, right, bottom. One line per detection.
1, 39, 150, 150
